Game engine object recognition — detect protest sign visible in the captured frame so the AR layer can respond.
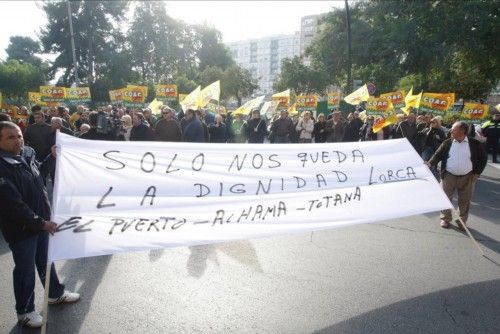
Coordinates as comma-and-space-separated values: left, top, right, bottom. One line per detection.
296, 95, 318, 112
419, 92, 455, 116
380, 91, 405, 109
40, 86, 66, 103
459, 103, 489, 123
154, 84, 177, 102
49, 134, 452, 261
327, 91, 341, 110
123, 85, 147, 108
366, 97, 394, 117
109, 89, 124, 105
272, 89, 290, 108
65, 87, 91, 105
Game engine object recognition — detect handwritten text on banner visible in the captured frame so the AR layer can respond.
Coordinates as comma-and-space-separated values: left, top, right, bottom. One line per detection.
49, 134, 452, 261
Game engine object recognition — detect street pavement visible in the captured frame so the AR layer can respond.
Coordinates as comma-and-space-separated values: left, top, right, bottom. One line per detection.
1, 161, 499, 334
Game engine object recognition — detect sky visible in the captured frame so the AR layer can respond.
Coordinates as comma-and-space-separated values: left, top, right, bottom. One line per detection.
0, 0, 342, 60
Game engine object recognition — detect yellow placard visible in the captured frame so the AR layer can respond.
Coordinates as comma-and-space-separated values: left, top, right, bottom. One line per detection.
109, 89, 123, 103
419, 92, 455, 116
272, 89, 290, 108
327, 91, 341, 109
366, 97, 394, 116
40, 86, 66, 102
296, 95, 318, 111
460, 103, 489, 122
380, 91, 405, 109
123, 85, 148, 106
65, 87, 91, 103
155, 84, 177, 101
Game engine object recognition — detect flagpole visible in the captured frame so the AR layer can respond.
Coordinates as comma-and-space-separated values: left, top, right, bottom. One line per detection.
41, 261, 52, 334
454, 211, 485, 257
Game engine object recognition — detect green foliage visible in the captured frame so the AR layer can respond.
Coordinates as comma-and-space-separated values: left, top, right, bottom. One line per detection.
222, 65, 258, 106
305, 0, 499, 98
40, 0, 129, 86
195, 25, 234, 71
6, 36, 41, 65
0, 60, 46, 103
273, 56, 329, 94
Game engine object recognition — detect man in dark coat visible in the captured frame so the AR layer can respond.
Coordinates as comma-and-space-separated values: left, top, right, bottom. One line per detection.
154, 107, 182, 142
482, 112, 500, 163
130, 112, 155, 141
0, 121, 79, 328
246, 109, 268, 143
183, 109, 206, 143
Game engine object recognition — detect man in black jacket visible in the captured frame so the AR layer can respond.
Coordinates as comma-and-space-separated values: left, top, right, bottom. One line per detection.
130, 112, 154, 141
0, 122, 79, 328
246, 109, 268, 143
427, 121, 487, 230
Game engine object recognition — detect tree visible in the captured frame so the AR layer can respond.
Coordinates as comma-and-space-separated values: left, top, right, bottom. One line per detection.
128, 1, 183, 82
195, 25, 234, 71
306, 0, 500, 98
273, 56, 329, 94
222, 65, 258, 106
5, 36, 42, 66
0, 60, 46, 103
40, 0, 129, 87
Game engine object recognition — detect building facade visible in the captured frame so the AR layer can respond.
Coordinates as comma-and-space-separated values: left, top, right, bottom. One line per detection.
228, 33, 300, 95
300, 14, 327, 66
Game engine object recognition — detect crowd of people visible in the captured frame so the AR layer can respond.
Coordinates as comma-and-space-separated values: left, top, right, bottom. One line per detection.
2, 102, 499, 163
0, 100, 498, 328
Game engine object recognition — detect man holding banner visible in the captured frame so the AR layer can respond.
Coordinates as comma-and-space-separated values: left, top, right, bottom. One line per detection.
0, 121, 79, 328
427, 122, 487, 229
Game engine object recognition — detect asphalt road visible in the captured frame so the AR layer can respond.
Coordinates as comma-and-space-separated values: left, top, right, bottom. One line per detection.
1, 162, 499, 334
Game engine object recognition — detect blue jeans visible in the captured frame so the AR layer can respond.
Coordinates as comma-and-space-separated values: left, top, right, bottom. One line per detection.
9, 232, 64, 314
422, 146, 440, 181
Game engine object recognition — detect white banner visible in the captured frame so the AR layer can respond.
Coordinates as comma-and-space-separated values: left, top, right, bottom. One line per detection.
48, 134, 452, 261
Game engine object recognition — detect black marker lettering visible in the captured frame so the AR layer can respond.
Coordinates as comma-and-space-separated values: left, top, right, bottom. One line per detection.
97, 186, 116, 209
103, 150, 125, 170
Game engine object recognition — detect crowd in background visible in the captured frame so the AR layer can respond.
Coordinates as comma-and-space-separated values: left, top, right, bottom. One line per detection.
1, 102, 499, 183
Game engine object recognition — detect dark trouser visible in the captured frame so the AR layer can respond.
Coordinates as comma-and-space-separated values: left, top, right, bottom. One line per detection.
486, 138, 499, 162
421, 146, 440, 181
274, 135, 290, 143
9, 232, 64, 314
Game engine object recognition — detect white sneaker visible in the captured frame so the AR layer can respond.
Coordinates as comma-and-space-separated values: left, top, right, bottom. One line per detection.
17, 311, 43, 328
48, 290, 80, 304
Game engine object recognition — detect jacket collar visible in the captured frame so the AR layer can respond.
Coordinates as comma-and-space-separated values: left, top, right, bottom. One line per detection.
0, 149, 26, 166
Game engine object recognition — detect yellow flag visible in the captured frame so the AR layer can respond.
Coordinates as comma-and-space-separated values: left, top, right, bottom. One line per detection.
401, 88, 422, 115
272, 89, 290, 107
287, 102, 298, 115
180, 86, 201, 112
233, 95, 265, 116
148, 98, 164, 116
197, 80, 220, 108
373, 112, 398, 133
344, 84, 370, 105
